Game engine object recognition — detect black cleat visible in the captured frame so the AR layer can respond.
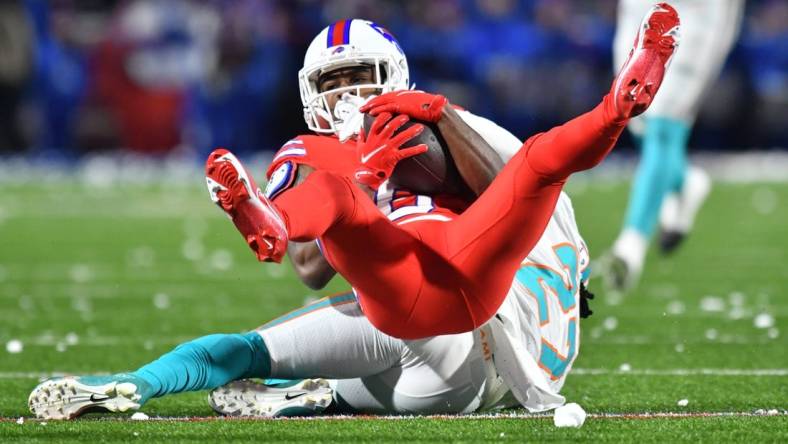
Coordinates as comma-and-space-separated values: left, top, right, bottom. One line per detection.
658, 229, 686, 254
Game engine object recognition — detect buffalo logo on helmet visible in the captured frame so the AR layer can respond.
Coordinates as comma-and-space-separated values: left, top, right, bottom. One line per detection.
368, 22, 404, 54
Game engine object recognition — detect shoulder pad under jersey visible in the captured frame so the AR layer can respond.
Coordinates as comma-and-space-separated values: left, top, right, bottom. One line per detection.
267, 137, 308, 179
267, 134, 357, 179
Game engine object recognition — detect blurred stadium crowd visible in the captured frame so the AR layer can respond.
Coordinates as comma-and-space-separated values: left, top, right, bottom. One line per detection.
0, 0, 786, 159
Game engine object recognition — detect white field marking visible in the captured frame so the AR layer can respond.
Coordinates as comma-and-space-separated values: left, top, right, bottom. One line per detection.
0, 336, 191, 348
0, 411, 786, 423
0, 331, 780, 348
2, 210, 216, 219
571, 368, 788, 376
0, 289, 200, 299
0, 272, 267, 288
2, 368, 787, 380
581, 335, 786, 345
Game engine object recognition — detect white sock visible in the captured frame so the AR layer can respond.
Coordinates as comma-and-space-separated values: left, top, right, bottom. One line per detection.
612, 228, 647, 275
676, 166, 711, 232
659, 192, 681, 231
660, 166, 712, 233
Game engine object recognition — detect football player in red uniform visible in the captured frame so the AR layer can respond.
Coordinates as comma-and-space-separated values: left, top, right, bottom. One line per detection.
206, 6, 680, 340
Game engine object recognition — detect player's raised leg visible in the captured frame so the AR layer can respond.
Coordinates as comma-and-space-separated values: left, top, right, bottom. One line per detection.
204, 112, 428, 265
447, 0, 685, 276
352, 2, 681, 337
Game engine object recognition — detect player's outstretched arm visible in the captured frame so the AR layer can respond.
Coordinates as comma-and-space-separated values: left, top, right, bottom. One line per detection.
288, 242, 336, 290
436, 104, 505, 196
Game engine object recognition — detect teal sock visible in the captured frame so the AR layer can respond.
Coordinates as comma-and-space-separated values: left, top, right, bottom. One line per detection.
131, 332, 270, 402
624, 117, 690, 236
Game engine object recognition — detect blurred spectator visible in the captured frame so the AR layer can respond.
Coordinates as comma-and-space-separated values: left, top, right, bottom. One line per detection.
0, 1, 34, 153
741, 0, 788, 146
4, 0, 788, 158
185, 0, 292, 155
88, 0, 215, 153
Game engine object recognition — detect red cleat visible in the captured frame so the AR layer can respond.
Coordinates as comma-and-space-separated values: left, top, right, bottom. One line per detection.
205, 148, 288, 263
612, 2, 680, 120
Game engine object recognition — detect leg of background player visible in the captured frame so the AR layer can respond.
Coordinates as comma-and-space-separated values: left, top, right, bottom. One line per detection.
626, 117, 690, 236
611, 116, 689, 284
606, 0, 744, 291
659, 165, 712, 253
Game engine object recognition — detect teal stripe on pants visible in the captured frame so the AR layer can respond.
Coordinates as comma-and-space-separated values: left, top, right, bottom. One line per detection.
261, 292, 356, 329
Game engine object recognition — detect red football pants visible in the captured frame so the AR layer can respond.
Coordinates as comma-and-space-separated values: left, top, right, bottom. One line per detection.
274, 95, 626, 339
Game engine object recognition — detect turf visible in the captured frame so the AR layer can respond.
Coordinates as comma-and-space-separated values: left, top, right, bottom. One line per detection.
0, 172, 786, 442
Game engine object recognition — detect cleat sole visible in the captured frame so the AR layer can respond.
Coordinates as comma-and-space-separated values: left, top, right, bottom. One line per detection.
205, 148, 288, 263
28, 378, 141, 420
208, 379, 333, 418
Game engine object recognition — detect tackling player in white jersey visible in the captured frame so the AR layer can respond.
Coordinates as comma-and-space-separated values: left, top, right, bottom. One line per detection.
28, 75, 593, 418
208, 190, 589, 416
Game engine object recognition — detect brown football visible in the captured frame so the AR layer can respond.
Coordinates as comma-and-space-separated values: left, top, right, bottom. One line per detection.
362, 113, 464, 195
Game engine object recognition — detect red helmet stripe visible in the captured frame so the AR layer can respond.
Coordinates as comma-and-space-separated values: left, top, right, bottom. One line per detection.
328, 19, 350, 47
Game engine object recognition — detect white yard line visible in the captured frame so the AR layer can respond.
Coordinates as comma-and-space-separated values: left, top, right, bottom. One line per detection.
0, 332, 782, 347
0, 337, 192, 347
1, 411, 786, 422
1, 368, 786, 380
571, 368, 788, 376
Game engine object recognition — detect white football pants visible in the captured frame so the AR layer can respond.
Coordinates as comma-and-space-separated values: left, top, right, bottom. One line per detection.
257, 295, 512, 414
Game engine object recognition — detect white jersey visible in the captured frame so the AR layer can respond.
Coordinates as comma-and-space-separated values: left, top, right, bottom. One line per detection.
614, 0, 745, 134
486, 192, 589, 412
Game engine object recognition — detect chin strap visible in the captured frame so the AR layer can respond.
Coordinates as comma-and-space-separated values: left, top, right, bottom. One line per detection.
337, 93, 376, 142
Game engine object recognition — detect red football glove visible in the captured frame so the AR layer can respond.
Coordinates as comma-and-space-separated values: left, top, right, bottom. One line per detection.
354, 112, 428, 189
360, 90, 448, 123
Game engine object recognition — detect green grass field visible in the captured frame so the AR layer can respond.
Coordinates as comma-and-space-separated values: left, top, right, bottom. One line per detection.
0, 171, 786, 442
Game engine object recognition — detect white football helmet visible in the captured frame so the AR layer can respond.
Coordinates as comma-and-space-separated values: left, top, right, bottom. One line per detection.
298, 19, 410, 135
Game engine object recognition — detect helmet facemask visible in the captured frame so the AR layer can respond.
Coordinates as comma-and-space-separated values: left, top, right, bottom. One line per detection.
299, 49, 408, 137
